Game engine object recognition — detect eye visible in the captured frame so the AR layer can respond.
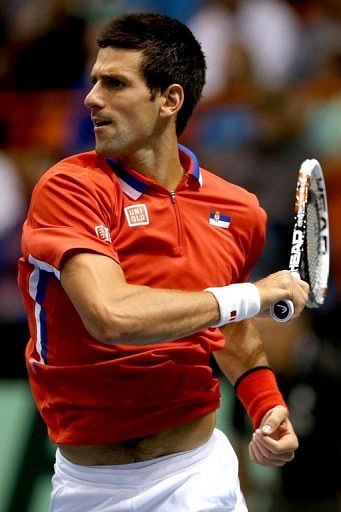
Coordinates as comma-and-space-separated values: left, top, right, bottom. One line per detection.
88, 75, 126, 90
104, 77, 125, 89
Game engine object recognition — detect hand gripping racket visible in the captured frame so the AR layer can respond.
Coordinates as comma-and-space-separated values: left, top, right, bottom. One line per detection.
270, 159, 330, 322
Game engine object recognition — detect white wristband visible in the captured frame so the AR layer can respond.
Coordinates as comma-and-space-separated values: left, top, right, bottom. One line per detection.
205, 283, 260, 327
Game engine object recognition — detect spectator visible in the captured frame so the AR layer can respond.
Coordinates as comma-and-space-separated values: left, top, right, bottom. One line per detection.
0, 121, 28, 377
188, 0, 301, 99
7, 0, 87, 90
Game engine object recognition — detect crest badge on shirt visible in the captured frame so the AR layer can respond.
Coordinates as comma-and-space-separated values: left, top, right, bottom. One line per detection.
209, 211, 231, 229
124, 204, 150, 227
95, 225, 112, 242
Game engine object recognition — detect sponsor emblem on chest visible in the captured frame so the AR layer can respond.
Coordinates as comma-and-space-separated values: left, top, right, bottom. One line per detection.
209, 211, 231, 229
124, 204, 150, 227
95, 225, 111, 242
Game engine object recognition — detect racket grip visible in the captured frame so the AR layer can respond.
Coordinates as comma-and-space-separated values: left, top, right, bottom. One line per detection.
270, 300, 294, 322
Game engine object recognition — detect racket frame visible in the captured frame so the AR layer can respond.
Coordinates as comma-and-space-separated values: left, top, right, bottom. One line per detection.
270, 159, 329, 321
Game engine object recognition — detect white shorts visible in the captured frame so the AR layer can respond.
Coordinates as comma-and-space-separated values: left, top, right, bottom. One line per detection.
50, 428, 248, 512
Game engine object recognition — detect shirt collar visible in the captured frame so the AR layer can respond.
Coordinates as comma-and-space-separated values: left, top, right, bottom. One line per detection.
107, 144, 202, 200
178, 144, 203, 186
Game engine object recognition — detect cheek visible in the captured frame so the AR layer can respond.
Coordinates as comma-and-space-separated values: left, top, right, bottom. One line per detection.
127, 107, 159, 132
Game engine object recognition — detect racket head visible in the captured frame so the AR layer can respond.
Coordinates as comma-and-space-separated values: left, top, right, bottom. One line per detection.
289, 159, 329, 308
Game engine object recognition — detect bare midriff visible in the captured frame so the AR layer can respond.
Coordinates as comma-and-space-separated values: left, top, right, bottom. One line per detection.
59, 411, 216, 465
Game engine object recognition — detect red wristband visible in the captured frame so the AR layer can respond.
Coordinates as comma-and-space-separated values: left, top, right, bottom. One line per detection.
235, 367, 287, 429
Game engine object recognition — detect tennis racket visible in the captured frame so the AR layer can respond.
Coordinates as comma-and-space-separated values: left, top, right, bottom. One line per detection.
270, 159, 329, 322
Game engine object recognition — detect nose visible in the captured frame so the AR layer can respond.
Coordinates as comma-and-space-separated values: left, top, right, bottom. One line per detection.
84, 83, 105, 110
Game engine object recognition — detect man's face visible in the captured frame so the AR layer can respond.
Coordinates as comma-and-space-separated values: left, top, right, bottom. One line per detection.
84, 47, 163, 157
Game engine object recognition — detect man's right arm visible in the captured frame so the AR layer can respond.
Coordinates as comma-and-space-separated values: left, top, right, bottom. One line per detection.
60, 252, 309, 346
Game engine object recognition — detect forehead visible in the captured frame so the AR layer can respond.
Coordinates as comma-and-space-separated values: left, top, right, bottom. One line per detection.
91, 47, 144, 78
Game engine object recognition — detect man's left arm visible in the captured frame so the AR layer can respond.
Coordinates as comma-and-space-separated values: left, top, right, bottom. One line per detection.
213, 319, 298, 467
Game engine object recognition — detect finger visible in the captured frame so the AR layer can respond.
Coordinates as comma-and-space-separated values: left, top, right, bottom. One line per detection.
255, 429, 299, 454
248, 439, 256, 462
249, 437, 283, 467
252, 433, 278, 460
249, 434, 293, 466
253, 432, 296, 464
292, 278, 310, 315
248, 439, 266, 464
253, 432, 291, 462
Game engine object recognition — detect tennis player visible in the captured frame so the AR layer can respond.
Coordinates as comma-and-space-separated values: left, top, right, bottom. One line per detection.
18, 13, 309, 512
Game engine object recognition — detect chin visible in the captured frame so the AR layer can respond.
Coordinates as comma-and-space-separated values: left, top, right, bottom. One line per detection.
95, 139, 123, 158
95, 143, 114, 157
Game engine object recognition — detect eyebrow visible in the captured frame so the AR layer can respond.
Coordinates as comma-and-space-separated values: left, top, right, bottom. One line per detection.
90, 71, 130, 82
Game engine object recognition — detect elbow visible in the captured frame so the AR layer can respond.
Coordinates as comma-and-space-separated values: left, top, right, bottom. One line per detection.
87, 325, 119, 345
83, 307, 137, 345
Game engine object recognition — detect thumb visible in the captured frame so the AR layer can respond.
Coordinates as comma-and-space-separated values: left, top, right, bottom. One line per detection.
260, 405, 288, 435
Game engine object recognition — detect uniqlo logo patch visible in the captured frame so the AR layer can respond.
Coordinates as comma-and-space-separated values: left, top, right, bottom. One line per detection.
124, 204, 149, 227
95, 225, 111, 242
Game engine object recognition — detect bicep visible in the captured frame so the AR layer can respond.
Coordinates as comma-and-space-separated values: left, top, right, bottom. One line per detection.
60, 252, 127, 340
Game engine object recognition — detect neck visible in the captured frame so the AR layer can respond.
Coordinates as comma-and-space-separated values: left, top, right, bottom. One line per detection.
115, 137, 184, 192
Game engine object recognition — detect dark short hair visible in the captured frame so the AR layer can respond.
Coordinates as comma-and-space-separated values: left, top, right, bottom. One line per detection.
97, 12, 206, 136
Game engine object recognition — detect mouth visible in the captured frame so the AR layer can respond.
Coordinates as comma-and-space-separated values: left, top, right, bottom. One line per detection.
92, 117, 112, 129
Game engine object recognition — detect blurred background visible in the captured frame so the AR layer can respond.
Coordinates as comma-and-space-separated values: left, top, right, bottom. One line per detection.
0, 0, 340, 511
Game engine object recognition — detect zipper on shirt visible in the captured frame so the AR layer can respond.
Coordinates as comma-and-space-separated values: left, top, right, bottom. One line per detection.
170, 191, 184, 249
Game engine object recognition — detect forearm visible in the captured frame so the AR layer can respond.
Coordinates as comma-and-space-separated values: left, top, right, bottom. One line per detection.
102, 281, 261, 345
214, 319, 269, 384
92, 284, 221, 345
214, 319, 286, 429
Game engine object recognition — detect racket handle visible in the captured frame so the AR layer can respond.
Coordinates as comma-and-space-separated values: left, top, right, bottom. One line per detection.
270, 300, 294, 322
270, 271, 300, 322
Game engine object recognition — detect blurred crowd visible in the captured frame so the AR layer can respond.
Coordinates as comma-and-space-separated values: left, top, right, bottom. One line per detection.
0, 0, 340, 511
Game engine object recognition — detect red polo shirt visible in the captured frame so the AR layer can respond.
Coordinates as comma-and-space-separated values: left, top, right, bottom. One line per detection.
18, 145, 266, 444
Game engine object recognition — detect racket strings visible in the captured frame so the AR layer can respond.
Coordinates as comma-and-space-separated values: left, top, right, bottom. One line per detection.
306, 190, 321, 304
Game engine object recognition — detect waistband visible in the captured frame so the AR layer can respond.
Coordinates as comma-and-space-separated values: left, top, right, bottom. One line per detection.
55, 429, 229, 487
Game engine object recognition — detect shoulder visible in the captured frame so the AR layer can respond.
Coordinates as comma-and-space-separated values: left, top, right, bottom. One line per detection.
36, 151, 117, 187
29, 151, 123, 218
201, 167, 265, 214
31, 151, 122, 202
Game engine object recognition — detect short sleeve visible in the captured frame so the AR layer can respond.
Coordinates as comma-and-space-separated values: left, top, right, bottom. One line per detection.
239, 198, 267, 282
22, 165, 121, 270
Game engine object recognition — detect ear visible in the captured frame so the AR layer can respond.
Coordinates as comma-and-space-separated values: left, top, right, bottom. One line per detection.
159, 84, 184, 119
